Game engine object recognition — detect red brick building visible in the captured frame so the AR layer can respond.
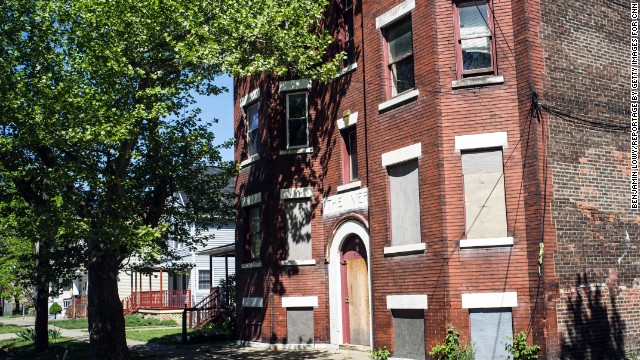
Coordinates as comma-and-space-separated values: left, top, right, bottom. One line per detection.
233, 0, 634, 358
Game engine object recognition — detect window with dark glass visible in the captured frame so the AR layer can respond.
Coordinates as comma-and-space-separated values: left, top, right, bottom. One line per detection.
247, 103, 259, 156
342, 128, 358, 182
342, 0, 355, 66
249, 206, 261, 260
385, 18, 414, 96
455, 1, 495, 77
286, 92, 308, 148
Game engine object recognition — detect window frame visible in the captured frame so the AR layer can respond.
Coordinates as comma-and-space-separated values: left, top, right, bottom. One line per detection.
198, 270, 211, 290
382, 16, 415, 98
387, 159, 421, 247
285, 91, 309, 149
453, 0, 497, 79
248, 206, 261, 261
341, 127, 358, 183
341, 0, 356, 67
246, 102, 259, 157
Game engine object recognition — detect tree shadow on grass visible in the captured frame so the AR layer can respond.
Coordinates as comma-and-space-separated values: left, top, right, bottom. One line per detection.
561, 273, 626, 360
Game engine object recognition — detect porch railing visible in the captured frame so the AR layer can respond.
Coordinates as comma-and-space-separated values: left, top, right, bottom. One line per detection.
121, 290, 191, 314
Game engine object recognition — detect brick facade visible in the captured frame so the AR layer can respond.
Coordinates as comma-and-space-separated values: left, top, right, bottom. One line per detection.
233, 0, 633, 358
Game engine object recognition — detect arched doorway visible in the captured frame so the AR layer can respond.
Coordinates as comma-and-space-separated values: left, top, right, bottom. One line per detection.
328, 219, 372, 347
340, 235, 370, 346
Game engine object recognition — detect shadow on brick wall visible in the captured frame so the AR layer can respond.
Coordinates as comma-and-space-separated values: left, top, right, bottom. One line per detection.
561, 273, 625, 360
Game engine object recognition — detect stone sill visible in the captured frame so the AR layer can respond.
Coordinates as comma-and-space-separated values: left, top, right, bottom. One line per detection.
337, 63, 358, 77
378, 89, 419, 113
451, 75, 504, 89
240, 154, 260, 168
280, 259, 316, 266
383, 242, 426, 256
337, 181, 361, 193
460, 237, 514, 249
241, 262, 262, 269
279, 147, 314, 155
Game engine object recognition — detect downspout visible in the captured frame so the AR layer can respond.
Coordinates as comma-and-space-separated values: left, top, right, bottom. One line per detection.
358, 0, 375, 350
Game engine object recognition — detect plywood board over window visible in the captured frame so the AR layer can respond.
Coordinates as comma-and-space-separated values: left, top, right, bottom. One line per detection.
389, 160, 421, 246
285, 199, 312, 260
470, 309, 512, 360
393, 309, 425, 359
461, 149, 507, 239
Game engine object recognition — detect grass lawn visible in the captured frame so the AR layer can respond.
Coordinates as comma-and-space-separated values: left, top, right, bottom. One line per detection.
126, 328, 185, 345
0, 337, 150, 359
0, 337, 91, 360
53, 315, 178, 329
0, 323, 24, 334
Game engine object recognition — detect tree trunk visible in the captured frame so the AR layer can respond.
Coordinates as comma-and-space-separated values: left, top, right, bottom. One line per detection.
34, 284, 49, 352
87, 252, 129, 360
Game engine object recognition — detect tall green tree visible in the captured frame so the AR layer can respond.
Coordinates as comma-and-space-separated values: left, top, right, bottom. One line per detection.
0, 0, 338, 359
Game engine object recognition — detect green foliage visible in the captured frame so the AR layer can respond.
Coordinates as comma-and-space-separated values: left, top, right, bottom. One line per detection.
48, 302, 62, 315
187, 320, 234, 344
53, 315, 177, 329
14, 328, 59, 341
219, 274, 236, 309
429, 325, 475, 360
505, 331, 541, 360
370, 346, 391, 360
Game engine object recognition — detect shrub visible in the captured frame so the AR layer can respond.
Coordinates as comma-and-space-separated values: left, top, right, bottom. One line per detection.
429, 324, 475, 360
49, 302, 62, 315
506, 331, 541, 360
187, 320, 234, 343
15, 328, 61, 341
370, 346, 391, 360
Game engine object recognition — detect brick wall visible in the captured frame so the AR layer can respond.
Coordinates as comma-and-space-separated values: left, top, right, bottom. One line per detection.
540, 1, 638, 358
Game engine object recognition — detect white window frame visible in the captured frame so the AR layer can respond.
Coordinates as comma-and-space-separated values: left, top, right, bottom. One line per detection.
198, 270, 211, 290
286, 91, 309, 149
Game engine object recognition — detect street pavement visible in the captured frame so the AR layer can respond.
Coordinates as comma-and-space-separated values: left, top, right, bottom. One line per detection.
0, 316, 370, 359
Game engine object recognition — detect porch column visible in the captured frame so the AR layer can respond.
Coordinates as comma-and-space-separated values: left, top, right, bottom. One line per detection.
149, 273, 152, 292
225, 255, 229, 305
159, 269, 163, 293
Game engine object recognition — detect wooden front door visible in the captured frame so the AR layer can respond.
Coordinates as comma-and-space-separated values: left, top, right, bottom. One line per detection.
341, 236, 370, 346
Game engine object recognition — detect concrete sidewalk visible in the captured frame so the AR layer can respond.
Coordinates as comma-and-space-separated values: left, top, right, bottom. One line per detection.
0, 316, 370, 359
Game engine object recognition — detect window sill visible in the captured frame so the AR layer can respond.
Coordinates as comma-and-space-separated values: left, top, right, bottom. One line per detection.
280, 259, 317, 266
241, 262, 262, 269
337, 63, 358, 77
337, 181, 361, 193
279, 147, 313, 155
460, 237, 514, 249
451, 75, 504, 89
240, 154, 260, 168
378, 89, 419, 113
383, 242, 426, 256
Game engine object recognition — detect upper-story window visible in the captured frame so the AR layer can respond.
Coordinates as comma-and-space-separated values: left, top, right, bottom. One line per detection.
342, 127, 358, 183
384, 17, 414, 97
248, 206, 261, 260
286, 92, 309, 148
454, 0, 496, 78
342, 0, 355, 66
247, 103, 259, 157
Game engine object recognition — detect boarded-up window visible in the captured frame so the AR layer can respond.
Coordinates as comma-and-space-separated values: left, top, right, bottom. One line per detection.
389, 161, 421, 246
286, 308, 314, 344
285, 199, 312, 260
249, 207, 261, 260
470, 309, 512, 360
392, 309, 425, 359
461, 149, 507, 239
244, 307, 262, 341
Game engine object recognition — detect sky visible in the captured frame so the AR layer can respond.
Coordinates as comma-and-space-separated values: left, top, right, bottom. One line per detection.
192, 75, 235, 162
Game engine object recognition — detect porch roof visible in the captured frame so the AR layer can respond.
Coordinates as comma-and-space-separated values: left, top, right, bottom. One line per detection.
196, 243, 235, 257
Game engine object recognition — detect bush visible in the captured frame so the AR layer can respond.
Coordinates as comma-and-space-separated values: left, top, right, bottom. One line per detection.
123, 314, 177, 327
506, 331, 541, 360
187, 320, 234, 343
48, 302, 62, 315
429, 324, 475, 360
370, 346, 391, 360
